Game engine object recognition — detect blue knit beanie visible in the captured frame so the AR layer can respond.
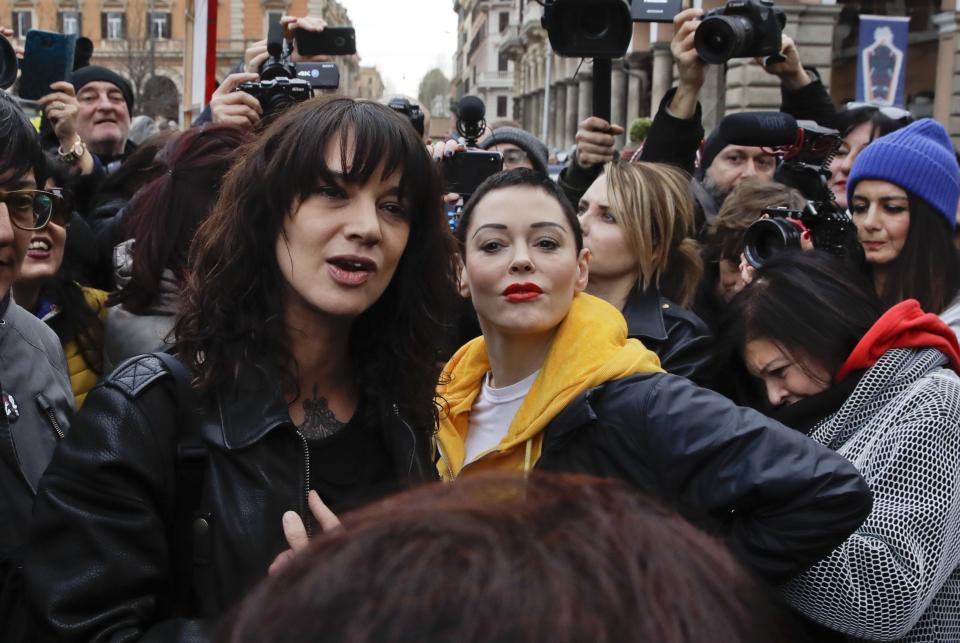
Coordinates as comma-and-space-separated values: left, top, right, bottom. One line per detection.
847, 118, 960, 230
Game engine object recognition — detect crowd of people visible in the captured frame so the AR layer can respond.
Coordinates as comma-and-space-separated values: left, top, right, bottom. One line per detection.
2, 7, 960, 642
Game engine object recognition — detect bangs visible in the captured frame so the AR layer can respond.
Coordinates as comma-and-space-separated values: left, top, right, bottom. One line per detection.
264, 98, 438, 217
0, 95, 42, 183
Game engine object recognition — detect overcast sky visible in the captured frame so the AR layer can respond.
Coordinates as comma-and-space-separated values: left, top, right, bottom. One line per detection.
339, 0, 458, 97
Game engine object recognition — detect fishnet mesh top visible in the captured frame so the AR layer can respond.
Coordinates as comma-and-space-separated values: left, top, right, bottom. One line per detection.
783, 348, 960, 642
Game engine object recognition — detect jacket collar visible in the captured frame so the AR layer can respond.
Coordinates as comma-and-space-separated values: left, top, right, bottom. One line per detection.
622, 284, 668, 342
213, 364, 291, 450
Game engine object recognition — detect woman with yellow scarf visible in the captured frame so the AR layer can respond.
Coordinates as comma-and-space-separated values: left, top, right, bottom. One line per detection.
437, 168, 872, 584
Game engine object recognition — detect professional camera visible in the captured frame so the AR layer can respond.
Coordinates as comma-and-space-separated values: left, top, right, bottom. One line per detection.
720, 112, 860, 268
694, 0, 786, 65
387, 97, 425, 139
237, 25, 341, 117
443, 95, 503, 199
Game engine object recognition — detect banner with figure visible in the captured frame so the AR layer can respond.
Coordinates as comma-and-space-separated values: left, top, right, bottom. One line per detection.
856, 15, 910, 107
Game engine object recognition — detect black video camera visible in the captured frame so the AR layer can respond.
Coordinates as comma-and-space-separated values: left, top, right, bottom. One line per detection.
727, 114, 859, 268
388, 97, 425, 139
541, 0, 632, 58
695, 0, 786, 65
237, 21, 341, 117
443, 96, 503, 199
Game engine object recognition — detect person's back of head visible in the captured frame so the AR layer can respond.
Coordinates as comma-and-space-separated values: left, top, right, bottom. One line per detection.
605, 161, 702, 307
219, 473, 802, 643
109, 124, 252, 314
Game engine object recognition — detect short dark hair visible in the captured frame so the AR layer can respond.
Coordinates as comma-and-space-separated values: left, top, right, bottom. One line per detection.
724, 250, 885, 380
830, 106, 910, 142
870, 194, 960, 314
0, 91, 43, 182
219, 473, 803, 643
455, 168, 582, 253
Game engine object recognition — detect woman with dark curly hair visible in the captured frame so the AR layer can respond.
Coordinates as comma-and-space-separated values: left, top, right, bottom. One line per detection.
23, 97, 458, 640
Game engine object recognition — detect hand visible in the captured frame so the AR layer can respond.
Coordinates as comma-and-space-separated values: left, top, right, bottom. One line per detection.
38, 82, 80, 145
738, 252, 757, 288
243, 39, 269, 74
209, 72, 263, 128
574, 116, 623, 169
669, 8, 707, 119
429, 139, 465, 163
758, 34, 811, 91
281, 15, 334, 63
268, 490, 342, 576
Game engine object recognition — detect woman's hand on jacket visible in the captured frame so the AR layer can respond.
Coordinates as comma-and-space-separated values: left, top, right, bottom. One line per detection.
268, 489, 342, 576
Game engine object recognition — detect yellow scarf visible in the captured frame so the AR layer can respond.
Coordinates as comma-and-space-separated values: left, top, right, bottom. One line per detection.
436, 292, 663, 480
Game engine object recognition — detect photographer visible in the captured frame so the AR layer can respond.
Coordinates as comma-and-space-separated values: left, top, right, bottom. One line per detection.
201, 15, 333, 131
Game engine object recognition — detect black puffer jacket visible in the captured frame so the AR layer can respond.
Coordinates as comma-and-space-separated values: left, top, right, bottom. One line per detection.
23, 355, 437, 642
533, 371, 874, 584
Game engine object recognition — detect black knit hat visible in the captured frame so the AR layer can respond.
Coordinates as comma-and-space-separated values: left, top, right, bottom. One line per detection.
479, 127, 550, 176
69, 65, 134, 115
697, 127, 729, 179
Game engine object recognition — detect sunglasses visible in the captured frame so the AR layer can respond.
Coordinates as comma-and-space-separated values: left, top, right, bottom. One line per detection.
844, 102, 914, 123
0, 189, 67, 231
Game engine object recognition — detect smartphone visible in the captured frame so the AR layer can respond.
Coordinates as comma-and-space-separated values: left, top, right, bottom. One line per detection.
442, 150, 503, 197
631, 0, 684, 23
295, 27, 356, 56
18, 30, 77, 100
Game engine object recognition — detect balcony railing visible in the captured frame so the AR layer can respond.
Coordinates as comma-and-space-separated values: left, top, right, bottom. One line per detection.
478, 70, 513, 86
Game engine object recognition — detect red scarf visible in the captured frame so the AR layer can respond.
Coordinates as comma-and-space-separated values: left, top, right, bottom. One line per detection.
836, 299, 960, 383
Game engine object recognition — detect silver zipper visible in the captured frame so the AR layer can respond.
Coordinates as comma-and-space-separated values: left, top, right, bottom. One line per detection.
293, 428, 312, 537
45, 408, 64, 439
393, 404, 418, 478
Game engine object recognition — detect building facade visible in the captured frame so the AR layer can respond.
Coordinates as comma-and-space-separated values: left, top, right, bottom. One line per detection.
455, 0, 960, 149
452, 0, 517, 123
1, 0, 363, 122
356, 65, 384, 101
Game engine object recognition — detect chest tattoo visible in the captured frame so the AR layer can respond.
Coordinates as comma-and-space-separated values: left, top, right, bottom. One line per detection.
298, 386, 348, 440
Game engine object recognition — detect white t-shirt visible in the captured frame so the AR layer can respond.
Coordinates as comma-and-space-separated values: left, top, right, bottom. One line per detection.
463, 369, 540, 465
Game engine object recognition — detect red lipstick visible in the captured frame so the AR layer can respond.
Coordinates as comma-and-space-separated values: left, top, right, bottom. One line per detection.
502, 282, 542, 302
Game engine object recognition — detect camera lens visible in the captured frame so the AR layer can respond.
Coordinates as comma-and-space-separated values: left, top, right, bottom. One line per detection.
265, 92, 296, 114
742, 218, 804, 269
0, 33, 16, 90
580, 7, 613, 40
695, 15, 754, 64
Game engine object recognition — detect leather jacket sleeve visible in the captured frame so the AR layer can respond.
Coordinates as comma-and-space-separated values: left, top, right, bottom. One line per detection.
628, 374, 873, 583
23, 376, 211, 642
639, 87, 704, 176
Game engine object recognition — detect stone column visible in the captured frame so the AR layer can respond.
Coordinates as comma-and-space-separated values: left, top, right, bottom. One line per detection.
649, 43, 673, 116
933, 11, 957, 140
611, 62, 628, 147
577, 76, 593, 129
555, 83, 568, 149
565, 80, 579, 149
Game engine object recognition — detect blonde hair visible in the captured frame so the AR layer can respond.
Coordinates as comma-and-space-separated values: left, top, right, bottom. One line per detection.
604, 161, 702, 307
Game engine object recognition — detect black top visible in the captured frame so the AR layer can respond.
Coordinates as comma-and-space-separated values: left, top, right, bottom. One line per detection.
305, 401, 399, 516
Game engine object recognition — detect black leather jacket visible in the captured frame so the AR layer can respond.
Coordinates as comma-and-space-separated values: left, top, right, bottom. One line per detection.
622, 285, 712, 384
534, 372, 874, 584
24, 355, 436, 642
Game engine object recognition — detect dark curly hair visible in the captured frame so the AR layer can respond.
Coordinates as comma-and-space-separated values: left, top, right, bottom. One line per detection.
174, 97, 457, 433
